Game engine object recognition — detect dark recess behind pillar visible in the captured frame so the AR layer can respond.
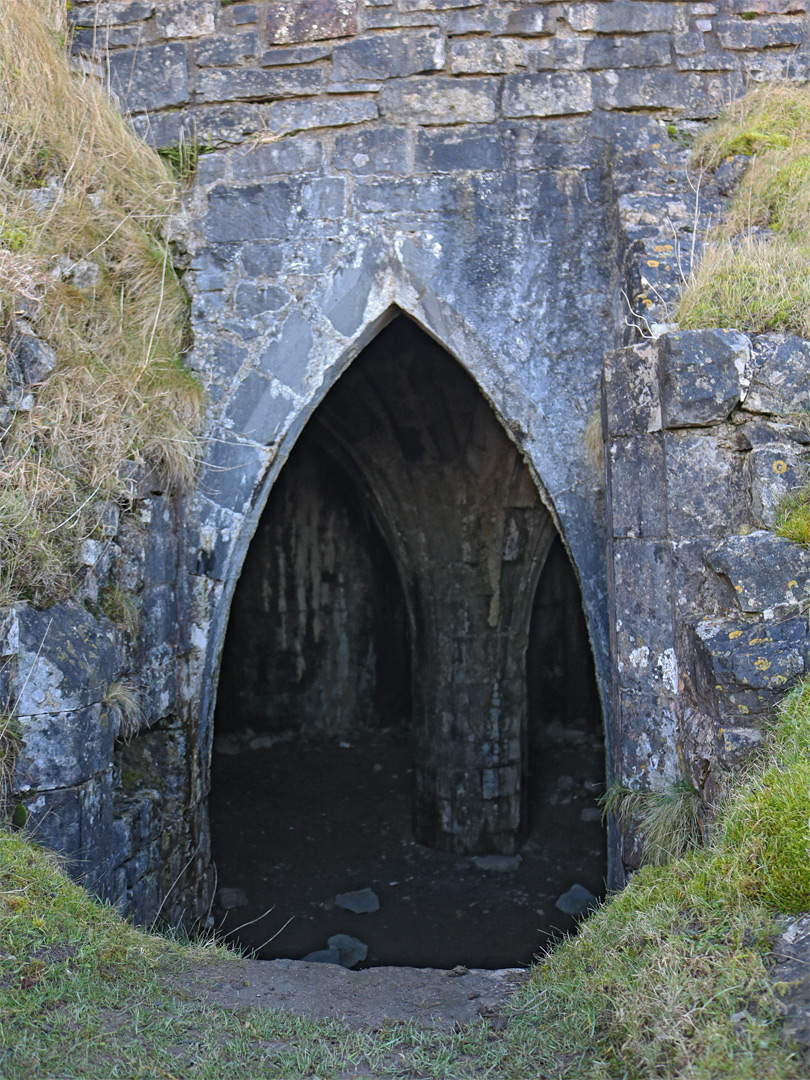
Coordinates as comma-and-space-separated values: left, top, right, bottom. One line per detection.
216, 437, 410, 738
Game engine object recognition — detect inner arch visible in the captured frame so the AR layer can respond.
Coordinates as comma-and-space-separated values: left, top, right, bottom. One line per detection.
210, 314, 605, 966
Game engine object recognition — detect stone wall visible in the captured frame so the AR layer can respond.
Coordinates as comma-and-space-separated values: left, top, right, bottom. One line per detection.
604, 328, 810, 871
4, 0, 810, 921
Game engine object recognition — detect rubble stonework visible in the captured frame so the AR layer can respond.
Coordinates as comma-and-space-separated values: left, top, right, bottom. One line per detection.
3, 0, 810, 919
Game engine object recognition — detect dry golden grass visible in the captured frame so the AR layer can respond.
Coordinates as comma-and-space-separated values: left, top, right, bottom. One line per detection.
678, 83, 810, 337
0, 0, 203, 605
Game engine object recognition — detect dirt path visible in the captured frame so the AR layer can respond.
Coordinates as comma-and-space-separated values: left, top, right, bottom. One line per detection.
173, 957, 530, 1032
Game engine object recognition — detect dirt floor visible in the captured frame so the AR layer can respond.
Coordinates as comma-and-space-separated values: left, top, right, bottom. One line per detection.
209, 723, 606, 971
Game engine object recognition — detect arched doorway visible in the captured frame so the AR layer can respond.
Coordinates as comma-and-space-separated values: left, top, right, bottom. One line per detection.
209, 314, 605, 967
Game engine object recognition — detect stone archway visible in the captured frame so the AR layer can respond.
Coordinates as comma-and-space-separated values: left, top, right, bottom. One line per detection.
208, 313, 606, 965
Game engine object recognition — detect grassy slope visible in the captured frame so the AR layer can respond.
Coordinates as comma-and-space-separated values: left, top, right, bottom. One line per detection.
0, 0, 202, 606
678, 83, 810, 338
1, 683, 807, 1079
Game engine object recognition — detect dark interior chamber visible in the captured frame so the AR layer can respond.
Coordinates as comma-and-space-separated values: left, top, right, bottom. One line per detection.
210, 313, 606, 968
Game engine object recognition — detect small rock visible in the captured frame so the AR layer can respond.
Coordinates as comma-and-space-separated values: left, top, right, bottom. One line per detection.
327, 933, 368, 968
471, 855, 522, 873
216, 887, 248, 911
447, 965, 469, 978
555, 884, 598, 918
335, 887, 379, 914
8, 326, 57, 386
302, 948, 341, 965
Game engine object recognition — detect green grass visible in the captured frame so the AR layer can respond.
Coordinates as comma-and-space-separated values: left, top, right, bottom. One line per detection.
774, 487, 810, 545
2, 679, 808, 1078
678, 83, 810, 338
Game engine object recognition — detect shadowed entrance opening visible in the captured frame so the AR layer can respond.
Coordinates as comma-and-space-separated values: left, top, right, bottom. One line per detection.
210, 314, 605, 967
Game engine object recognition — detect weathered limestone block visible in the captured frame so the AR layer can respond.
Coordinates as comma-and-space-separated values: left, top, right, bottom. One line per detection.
204, 182, 294, 242
607, 435, 667, 539
415, 127, 505, 172
265, 96, 379, 133
195, 33, 260, 67
568, 1, 686, 33
12, 604, 117, 716
21, 769, 114, 894
502, 73, 593, 117
716, 14, 805, 49
6, 325, 57, 386
156, 0, 216, 38
449, 38, 527, 75
14, 704, 113, 792
602, 341, 661, 438
196, 66, 325, 104
612, 539, 677, 693
594, 70, 735, 117
266, 0, 357, 43
694, 615, 807, 693
664, 431, 750, 538
583, 33, 673, 70
332, 27, 444, 81
332, 127, 408, 173
108, 42, 189, 113
659, 329, 751, 428
380, 76, 497, 123
744, 335, 810, 415
69, 1, 154, 27
707, 530, 810, 612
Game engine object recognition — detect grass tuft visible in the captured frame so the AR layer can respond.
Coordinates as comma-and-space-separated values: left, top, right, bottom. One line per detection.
774, 487, 810, 545
603, 776, 706, 867
0, 0, 204, 607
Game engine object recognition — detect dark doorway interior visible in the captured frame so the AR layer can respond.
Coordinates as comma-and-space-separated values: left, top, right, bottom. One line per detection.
210, 314, 605, 968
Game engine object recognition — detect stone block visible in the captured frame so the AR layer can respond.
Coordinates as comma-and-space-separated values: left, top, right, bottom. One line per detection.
504, 8, 552, 36
266, 0, 357, 43
695, 615, 807, 691
240, 242, 284, 276
204, 182, 294, 242
448, 9, 510, 34
332, 127, 409, 173
189, 497, 244, 581
659, 329, 750, 428
196, 66, 325, 103
69, 1, 154, 27
15, 703, 112, 791
707, 530, 810, 613
195, 33, 260, 67
332, 28, 444, 81
594, 70, 735, 118
232, 281, 289, 317
233, 3, 259, 23
583, 33, 673, 70
300, 177, 346, 219
607, 435, 667, 539
196, 432, 272, 514
747, 437, 810, 526
602, 341, 662, 437
156, 0, 216, 37
380, 77, 497, 124
568, 1, 685, 33
665, 431, 749, 539
716, 14, 804, 49
228, 371, 294, 443
719, 725, 763, 763
108, 43, 189, 113
502, 73, 593, 118
260, 43, 332, 66
7, 326, 57, 385
612, 539, 677, 683
617, 688, 679, 783
13, 604, 116, 715
744, 335, 810, 415
257, 310, 314, 388
0, 610, 19, 658
728, 0, 807, 10
449, 39, 527, 75
231, 138, 323, 180
21, 769, 114, 896
415, 128, 505, 172
264, 97, 379, 133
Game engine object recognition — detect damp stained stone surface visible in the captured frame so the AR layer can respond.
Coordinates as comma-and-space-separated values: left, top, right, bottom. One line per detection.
210, 316, 606, 968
